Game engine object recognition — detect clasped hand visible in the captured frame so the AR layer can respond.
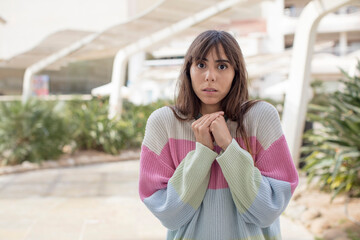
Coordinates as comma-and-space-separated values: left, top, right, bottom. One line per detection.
191, 111, 232, 151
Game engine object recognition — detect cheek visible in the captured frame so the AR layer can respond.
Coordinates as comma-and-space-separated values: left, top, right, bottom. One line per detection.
190, 70, 201, 90
224, 73, 235, 91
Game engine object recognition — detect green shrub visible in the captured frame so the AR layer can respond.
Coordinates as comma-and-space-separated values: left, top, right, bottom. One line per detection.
302, 61, 360, 199
0, 96, 172, 165
122, 98, 174, 148
65, 97, 173, 154
65, 98, 134, 154
0, 99, 70, 165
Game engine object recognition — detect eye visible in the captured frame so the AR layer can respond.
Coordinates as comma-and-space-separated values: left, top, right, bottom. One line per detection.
197, 62, 206, 69
218, 64, 227, 70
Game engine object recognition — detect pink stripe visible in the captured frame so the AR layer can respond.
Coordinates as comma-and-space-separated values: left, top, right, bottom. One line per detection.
209, 137, 262, 189
139, 145, 173, 200
170, 139, 230, 189
235, 136, 263, 162
255, 135, 299, 194
140, 139, 232, 192
208, 160, 228, 189
141, 138, 262, 191
140, 136, 298, 197
168, 139, 195, 167
139, 139, 197, 200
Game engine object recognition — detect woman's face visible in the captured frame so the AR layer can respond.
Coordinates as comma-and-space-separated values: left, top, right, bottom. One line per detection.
190, 44, 235, 114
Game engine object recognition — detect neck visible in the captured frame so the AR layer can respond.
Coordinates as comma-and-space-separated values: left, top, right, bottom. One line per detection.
201, 104, 221, 115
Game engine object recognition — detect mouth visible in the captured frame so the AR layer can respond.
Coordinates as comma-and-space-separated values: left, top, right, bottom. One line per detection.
202, 88, 217, 92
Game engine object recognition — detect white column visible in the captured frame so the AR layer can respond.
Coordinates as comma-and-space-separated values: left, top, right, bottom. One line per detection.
339, 32, 348, 56
0, 17, 6, 60
109, 51, 128, 118
282, 0, 356, 166
262, 0, 284, 53
128, 52, 146, 88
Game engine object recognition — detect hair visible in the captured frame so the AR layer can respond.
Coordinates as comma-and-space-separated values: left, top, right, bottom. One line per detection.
171, 30, 260, 156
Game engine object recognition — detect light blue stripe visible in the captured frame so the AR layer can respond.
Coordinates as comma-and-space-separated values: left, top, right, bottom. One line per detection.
145, 182, 286, 239
143, 182, 196, 230
167, 188, 282, 240
240, 176, 292, 228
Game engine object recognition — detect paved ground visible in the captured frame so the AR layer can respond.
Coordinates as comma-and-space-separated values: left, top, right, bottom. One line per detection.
0, 159, 314, 240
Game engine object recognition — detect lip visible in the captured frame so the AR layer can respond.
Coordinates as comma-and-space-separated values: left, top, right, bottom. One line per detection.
202, 88, 217, 92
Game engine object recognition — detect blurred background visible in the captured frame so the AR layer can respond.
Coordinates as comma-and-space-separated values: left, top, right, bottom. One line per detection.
0, 0, 360, 239
0, 0, 359, 101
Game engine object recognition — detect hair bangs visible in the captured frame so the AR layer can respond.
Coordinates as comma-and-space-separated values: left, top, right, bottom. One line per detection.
190, 34, 222, 63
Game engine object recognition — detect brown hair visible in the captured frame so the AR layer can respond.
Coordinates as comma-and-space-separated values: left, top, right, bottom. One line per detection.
172, 30, 260, 156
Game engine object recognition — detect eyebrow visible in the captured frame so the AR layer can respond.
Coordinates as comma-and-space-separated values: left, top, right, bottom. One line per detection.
201, 58, 230, 63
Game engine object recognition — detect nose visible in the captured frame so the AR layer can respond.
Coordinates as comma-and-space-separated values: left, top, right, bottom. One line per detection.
205, 68, 216, 82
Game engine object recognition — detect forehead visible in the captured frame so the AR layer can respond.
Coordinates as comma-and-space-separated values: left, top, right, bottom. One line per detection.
209, 45, 227, 57
197, 44, 228, 60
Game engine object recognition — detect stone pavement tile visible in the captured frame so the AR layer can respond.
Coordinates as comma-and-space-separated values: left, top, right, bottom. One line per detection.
0, 174, 14, 184
59, 172, 103, 184
76, 197, 166, 240
0, 218, 34, 240
0, 198, 64, 218
0, 184, 47, 198
48, 183, 101, 197
22, 219, 83, 240
0, 170, 61, 198
0, 198, 67, 240
281, 215, 314, 240
10, 170, 61, 184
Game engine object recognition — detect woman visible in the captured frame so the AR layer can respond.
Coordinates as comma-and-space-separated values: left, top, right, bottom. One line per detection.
139, 30, 298, 240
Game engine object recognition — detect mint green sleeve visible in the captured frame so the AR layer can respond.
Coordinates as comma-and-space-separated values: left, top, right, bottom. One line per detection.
168, 142, 218, 209
217, 139, 262, 213
141, 140, 218, 230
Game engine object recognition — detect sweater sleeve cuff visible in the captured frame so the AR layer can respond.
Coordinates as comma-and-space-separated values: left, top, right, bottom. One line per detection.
194, 142, 218, 166
217, 139, 254, 168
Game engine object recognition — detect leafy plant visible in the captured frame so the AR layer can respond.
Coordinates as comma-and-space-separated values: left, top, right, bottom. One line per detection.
65, 97, 129, 154
66, 97, 172, 154
122, 98, 173, 148
0, 96, 172, 165
0, 99, 70, 165
301, 61, 360, 199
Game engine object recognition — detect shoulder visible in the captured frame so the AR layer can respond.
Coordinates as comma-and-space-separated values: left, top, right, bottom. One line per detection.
245, 101, 280, 122
244, 101, 281, 130
143, 107, 174, 154
244, 101, 283, 148
147, 106, 175, 126
145, 106, 177, 136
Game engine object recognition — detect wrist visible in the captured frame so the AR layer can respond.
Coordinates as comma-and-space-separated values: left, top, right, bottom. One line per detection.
221, 138, 233, 150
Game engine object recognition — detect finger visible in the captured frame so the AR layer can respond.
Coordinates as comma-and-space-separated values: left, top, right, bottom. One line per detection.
193, 114, 213, 130
200, 114, 222, 129
192, 114, 211, 131
192, 112, 224, 131
210, 115, 226, 131
216, 111, 225, 115
206, 112, 225, 123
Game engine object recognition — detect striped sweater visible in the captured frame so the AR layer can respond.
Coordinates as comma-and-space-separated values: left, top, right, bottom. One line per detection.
139, 101, 299, 240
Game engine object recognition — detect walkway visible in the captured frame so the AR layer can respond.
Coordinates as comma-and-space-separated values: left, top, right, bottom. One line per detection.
0, 159, 313, 240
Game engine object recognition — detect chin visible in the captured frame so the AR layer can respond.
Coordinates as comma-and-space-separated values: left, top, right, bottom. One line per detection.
202, 96, 221, 103
201, 100, 221, 106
